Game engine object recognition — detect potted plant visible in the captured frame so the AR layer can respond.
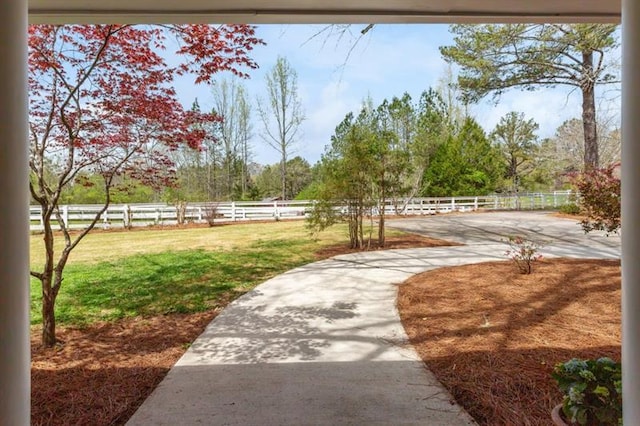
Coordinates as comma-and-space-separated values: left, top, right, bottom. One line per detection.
551, 357, 622, 425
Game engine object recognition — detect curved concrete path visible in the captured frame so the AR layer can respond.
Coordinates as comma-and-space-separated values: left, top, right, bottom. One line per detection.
127, 212, 620, 426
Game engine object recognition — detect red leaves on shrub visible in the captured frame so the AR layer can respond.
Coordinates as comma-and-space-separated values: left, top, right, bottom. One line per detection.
571, 164, 621, 234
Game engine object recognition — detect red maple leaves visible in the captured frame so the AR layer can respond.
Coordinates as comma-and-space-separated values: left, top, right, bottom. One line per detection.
28, 24, 264, 191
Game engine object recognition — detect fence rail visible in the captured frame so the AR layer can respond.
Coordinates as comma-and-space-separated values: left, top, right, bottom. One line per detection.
29, 191, 574, 231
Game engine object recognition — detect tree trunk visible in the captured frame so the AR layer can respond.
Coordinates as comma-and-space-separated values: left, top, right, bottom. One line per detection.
210, 149, 217, 199
509, 155, 518, 193
281, 154, 287, 200
358, 203, 364, 249
242, 139, 248, 198
39, 206, 58, 347
581, 51, 599, 170
227, 154, 233, 197
378, 213, 385, 248
37, 202, 80, 347
351, 205, 359, 249
41, 277, 57, 347
41, 259, 72, 348
379, 173, 386, 248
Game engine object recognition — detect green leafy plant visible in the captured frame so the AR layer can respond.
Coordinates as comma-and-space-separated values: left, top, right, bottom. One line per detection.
559, 203, 581, 215
504, 235, 543, 274
552, 357, 622, 425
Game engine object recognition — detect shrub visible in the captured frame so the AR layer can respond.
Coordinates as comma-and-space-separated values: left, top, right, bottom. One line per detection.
552, 357, 622, 425
203, 202, 221, 227
175, 200, 188, 225
559, 203, 581, 215
572, 165, 621, 235
503, 235, 543, 274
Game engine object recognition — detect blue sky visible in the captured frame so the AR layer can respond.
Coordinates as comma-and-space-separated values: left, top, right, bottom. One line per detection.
174, 24, 621, 166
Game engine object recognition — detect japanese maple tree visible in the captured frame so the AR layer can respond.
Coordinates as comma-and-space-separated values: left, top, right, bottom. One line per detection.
28, 24, 263, 347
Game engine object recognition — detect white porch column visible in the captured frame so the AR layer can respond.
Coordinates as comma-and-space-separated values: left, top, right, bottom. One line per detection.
0, 0, 30, 424
622, 0, 640, 423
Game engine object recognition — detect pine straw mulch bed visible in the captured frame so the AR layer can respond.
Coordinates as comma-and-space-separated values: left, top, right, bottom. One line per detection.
31, 233, 453, 426
31, 311, 219, 426
397, 258, 621, 426
313, 232, 460, 258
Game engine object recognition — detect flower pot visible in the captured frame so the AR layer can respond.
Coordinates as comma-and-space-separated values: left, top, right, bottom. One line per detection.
551, 403, 569, 426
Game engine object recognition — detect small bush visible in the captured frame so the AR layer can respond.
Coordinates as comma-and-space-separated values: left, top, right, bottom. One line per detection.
572, 165, 621, 235
203, 202, 221, 227
175, 201, 188, 225
559, 203, 581, 215
504, 235, 543, 274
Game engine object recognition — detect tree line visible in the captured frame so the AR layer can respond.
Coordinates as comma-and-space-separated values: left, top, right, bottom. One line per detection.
306, 88, 620, 249
55, 87, 621, 208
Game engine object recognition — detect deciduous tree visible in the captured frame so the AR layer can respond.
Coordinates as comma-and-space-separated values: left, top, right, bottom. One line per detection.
545, 117, 621, 174
311, 110, 379, 249
211, 77, 253, 198
255, 156, 312, 200
373, 99, 412, 245
490, 112, 539, 194
309, 98, 411, 249
257, 56, 305, 200
411, 89, 453, 197
28, 24, 263, 347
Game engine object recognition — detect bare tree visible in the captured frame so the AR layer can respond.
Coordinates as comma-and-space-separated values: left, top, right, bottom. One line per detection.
236, 85, 253, 198
257, 56, 305, 200
212, 77, 253, 198
549, 114, 621, 174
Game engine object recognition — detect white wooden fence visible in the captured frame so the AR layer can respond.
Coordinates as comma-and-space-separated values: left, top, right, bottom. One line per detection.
29, 191, 574, 231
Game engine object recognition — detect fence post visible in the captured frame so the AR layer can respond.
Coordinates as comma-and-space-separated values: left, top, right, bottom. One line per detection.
274, 201, 280, 220
100, 207, 108, 229
231, 202, 236, 221
451, 197, 455, 212
197, 206, 203, 222
474, 197, 478, 211
494, 196, 498, 210
122, 205, 128, 228
62, 205, 69, 226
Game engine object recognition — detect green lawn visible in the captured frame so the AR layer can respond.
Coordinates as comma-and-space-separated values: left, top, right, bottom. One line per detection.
30, 221, 392, 326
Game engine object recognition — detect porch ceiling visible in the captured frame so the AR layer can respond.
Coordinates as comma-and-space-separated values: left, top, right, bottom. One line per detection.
29, 0, 621, 24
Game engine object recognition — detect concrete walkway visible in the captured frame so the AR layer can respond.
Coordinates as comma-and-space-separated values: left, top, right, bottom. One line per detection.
127, 212, 620, 426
